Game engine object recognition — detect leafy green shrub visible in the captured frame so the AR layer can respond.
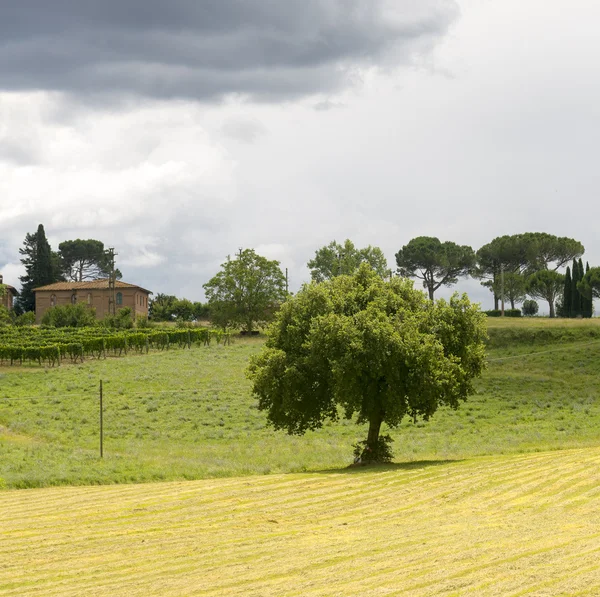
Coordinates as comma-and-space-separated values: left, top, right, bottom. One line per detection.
522, 300, 539, 316
15, 311, 36, 326
135, 316, 155, 329
102, 307, 134, 329
353, 434, 394, 463
42, 304, 97, 328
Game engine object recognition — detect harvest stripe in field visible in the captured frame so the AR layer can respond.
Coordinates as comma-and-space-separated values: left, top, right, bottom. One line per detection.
1, 447, 600, 596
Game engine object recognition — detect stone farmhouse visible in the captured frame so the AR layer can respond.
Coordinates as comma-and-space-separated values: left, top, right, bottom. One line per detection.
0, 274, 18, 310
34, 279, 151, 323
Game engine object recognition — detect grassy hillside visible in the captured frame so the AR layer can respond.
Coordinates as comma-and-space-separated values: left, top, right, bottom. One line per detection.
2, 446, 600, 596
1, 321, 600, 488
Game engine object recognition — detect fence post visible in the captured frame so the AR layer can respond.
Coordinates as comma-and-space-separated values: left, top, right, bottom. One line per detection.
100, 380, 104, 458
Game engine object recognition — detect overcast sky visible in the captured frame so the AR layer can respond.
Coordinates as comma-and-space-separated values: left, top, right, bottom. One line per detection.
1, 0, 599, 311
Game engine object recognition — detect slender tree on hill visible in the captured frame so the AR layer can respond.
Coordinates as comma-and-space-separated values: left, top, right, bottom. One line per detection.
562, 266, 572, 317
18, 224, 62, 312
582, 261, 594, 318
570, 259, 581, 317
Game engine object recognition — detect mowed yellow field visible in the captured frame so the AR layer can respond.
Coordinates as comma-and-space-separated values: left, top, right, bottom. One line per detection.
2, 447, 600, 597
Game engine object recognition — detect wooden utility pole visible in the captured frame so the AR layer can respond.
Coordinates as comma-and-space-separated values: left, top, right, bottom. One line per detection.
500, 263, 505, 317
106, 247, 118, 316
99, 380, 104, 458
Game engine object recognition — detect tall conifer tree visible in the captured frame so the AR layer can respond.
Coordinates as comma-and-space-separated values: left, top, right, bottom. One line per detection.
578, 259, 585, 317
18, 224, 61, 312
583, 262, 594, 318
570, 258, 581, 317
563, 266, 572, 317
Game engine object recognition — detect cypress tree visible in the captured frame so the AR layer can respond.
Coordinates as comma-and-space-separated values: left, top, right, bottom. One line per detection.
570, 258, 580, 318
583, 262, 594, 318
578, 259, 585, 317
563, 266, 572, 317
18, 224, 61, 312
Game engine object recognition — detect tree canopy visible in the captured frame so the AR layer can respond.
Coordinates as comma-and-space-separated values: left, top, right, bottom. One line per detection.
203, 249, 287, 332
307, 239, 388, 283
58, 239, 111, 282
519, 232, 584, 272
395, 236, 475, 300
247, 265, 487, 461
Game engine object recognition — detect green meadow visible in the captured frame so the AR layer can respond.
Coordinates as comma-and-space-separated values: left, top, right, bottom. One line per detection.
2, 319, 600, 596
1, 320, 600, 488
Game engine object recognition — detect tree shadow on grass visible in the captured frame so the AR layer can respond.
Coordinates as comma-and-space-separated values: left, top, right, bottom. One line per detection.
310, 459, 463, 476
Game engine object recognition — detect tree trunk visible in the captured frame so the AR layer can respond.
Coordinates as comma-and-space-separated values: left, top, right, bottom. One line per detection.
494, 293, 499, 310
427, 286, 434, 301
549, 298, 555, 318
510, 298, 515, 309
363, 412, 383, 461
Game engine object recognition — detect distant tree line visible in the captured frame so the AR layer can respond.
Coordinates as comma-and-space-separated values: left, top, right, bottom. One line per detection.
5, 225, 598, 330
308, 233, 594, 318
149, 294, 210, 322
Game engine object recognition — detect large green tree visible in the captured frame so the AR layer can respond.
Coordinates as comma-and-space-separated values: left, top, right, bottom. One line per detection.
204, 249, 287, 332
18, 224, 62, 312
526, 270, 565, 318
395, 236, 475, 301
58, 239, 111, 282
247, 265, 487, 461
307, 239, 388, 283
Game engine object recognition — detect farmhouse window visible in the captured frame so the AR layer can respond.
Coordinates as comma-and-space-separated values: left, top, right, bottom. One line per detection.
71, 293, 77, 304
116, 292, 123, 306
50, 294, 56, 306
87, 293, 92, 305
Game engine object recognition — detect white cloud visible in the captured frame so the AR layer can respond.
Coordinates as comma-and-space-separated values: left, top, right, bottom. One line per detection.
1, 0, 600, 314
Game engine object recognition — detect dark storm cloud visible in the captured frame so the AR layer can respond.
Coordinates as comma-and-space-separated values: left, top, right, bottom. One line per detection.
0, 0, 458, 101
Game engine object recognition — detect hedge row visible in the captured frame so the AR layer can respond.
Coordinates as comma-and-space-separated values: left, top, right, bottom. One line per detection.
483, 309, 522, 318
0, 328, 231, 367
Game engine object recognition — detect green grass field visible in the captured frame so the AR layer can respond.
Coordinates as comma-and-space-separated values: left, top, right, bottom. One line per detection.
1, 321, 600, 488
2, 318, 600, 595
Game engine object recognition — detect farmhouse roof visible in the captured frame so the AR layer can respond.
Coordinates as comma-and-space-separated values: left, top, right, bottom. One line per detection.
3, 285, 18, 296
33, 279, 152, 294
